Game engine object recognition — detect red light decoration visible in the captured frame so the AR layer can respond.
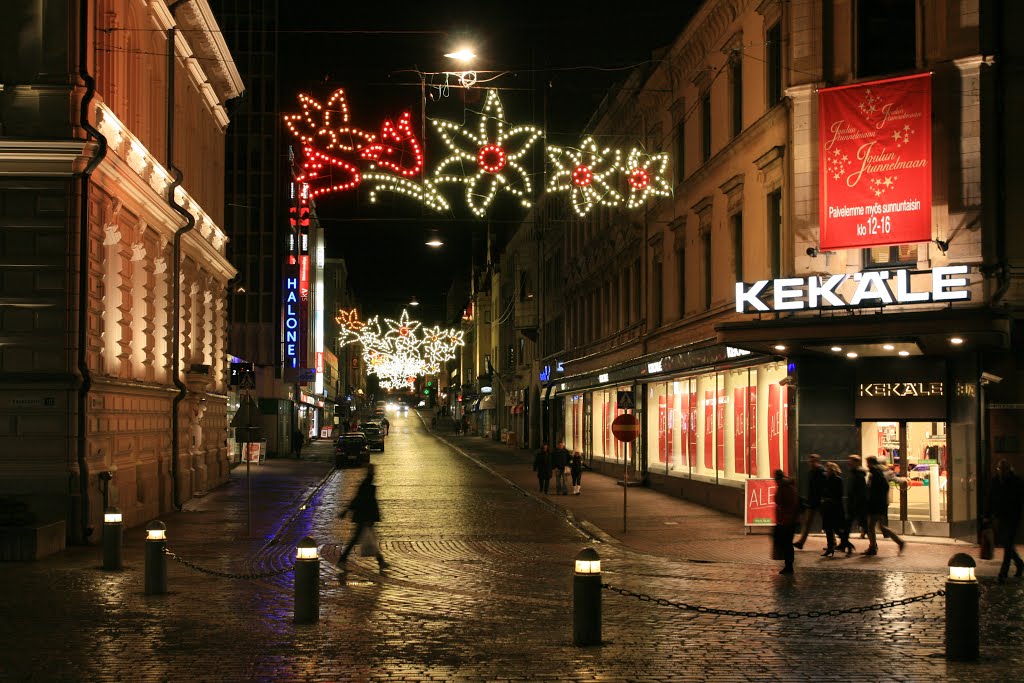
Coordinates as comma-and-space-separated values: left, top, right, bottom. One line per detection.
477, 144, 507, 173
283, 89, 375, 199
360, 111, 424, 178
572, 165, 593, 187
628, 167, 650, 190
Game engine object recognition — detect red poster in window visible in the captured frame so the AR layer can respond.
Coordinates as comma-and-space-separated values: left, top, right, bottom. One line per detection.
704, 391, 714, 469
734, 387, 747, 475
688, 392, 698, 467
768, 384, 781, 473
781, 385, 789, 475
818, 73, 932, 250
667, 398, 674, 464
657, 395, 667, 464
716, 393, 726, 471
747, 386, 758, 476
603, 401, 611, 456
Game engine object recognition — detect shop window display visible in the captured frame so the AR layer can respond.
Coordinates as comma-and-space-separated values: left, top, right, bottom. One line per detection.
564, 393, 584, 454
859, 420, 947, 522
644, 362, 789, 485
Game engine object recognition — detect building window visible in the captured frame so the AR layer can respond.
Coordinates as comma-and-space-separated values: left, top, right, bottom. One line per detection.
701, 94, 712, 163
633, 258, 642, 317
731, 57, 743, 138
622, 268, 631, 326
652, 258, 663, 329
611, 278, 619, 331
677, 246, 686, 319
675, 118, 686, 182
768, 189, 782, 278
864, 244, 917, 268
702, 233, 712, 310
732, 213, 743, 282
766, 22, 782, 106
857, 0, 916, 78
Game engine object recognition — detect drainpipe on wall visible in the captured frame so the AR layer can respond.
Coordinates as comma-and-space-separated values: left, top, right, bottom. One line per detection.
167, 0, 193, 510
75, 0, 108, 544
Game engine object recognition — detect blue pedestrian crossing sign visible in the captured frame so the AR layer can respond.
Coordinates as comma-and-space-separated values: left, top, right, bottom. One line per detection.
617, 390, 635, 409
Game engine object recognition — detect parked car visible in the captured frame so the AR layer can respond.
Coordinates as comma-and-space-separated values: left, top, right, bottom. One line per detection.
359, 423, 385, 452
334, 432, 370, 468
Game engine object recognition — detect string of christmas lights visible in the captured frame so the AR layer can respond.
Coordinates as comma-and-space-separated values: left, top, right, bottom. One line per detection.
283, 86, 672, 216
338, 308, 464, 387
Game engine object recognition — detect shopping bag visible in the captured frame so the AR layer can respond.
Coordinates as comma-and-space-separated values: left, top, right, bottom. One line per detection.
979, 524, 995, 561
359, 527, 379, 557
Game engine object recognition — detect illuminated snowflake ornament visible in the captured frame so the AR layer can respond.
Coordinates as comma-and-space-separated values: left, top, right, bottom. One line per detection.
431, 89, 543, 217
619, 147, 671, 209
547, 137, 623, 216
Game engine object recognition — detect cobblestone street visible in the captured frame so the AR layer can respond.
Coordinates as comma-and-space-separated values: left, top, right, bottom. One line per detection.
1, 412, 1022, 682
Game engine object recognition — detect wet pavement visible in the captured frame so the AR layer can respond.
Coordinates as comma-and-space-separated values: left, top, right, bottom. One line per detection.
0, 410, 1021, 682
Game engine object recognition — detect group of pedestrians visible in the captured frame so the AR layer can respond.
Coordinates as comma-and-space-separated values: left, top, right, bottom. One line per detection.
775, 453, 907, 574
533, 441, 583, 495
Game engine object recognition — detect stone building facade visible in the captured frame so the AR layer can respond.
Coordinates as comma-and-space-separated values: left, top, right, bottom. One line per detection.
515, 0, 1023, 538
0, 0, 242, 556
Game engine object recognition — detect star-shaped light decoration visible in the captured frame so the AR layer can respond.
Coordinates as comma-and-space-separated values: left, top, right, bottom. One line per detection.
620, 147, 672, 209
547, 137, 623, 216
430, 89, 543, 217
283, 89, 376, 199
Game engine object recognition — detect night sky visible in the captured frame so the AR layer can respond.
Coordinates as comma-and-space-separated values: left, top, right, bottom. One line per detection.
277, 0, 702, 325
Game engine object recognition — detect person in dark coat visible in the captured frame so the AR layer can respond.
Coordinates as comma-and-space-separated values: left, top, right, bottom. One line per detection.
794, 454, 827, 549
865, 455, 904, 555
291, 427, 304, 459
986, 459, 1024, 581
551, 441, 570, 495
820, 461, 845, 556
773, 469, 800, 574
337, 464, 388, 571
569, 450, 584, 495
838, 454, 868, 554
533, 443, 553, 494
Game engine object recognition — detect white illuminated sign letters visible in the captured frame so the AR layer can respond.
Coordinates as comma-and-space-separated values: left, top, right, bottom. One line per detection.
735, 265, 971, 313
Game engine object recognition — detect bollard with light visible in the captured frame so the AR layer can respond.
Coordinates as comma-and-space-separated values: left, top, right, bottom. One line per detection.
102, 506, 123, 570
294, 536, 320, 624
945, 552, 978, 661
144, 520, 167, 595
573, 547, 602, 646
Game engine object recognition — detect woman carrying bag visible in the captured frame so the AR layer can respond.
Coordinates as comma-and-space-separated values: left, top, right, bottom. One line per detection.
337, 464, 389, 574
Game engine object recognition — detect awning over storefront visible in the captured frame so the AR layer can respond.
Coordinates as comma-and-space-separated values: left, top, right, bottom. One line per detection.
478, 395, 496, 410
716, 308, 1011, 357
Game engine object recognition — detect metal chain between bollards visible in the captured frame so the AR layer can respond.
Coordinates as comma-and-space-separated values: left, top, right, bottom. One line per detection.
163, 547, 296, 580
602, 583, 946, 619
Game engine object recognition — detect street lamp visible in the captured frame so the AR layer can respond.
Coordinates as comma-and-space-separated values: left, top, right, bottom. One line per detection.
425, 231, 444, 247
409, 296, 420, 307
443, 47, 476, 63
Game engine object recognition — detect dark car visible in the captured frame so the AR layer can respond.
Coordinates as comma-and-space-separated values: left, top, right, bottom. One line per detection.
359, 423, 385, 452
334, 432, 370, 468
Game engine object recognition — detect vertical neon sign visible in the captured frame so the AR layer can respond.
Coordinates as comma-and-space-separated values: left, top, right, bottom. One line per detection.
284, 274, 300, 368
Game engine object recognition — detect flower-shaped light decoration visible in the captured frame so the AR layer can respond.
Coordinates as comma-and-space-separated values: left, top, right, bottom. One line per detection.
283, 89, 376, 199
431, 89, 543, 217
620, 147, 672, 209
335, 308, 366, 333
547, 136, 623, 217
360, 111, 451, 212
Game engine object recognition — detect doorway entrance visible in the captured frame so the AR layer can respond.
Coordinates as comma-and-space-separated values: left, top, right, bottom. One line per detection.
859, 420, 948, 527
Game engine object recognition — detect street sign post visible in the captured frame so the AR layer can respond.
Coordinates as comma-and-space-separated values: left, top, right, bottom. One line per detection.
229, 391, 262, 538
616, 390, 635, 410
610, 412, 641, 533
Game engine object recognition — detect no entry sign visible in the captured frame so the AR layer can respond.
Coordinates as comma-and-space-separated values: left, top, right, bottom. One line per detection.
611, 414, 640, 442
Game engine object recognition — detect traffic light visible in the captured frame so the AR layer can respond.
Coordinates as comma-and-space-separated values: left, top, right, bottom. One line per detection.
424, 389, 430, 395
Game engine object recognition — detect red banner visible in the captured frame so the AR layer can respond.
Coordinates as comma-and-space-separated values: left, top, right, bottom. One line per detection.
716, 393, 726, 471
688, 392, 697, 467
768, 384, 781, 474
818, 73, 932, 250
657, 395, 667, 464
744, 478, 777, 526
747, 387, 757, 476
704, 391, 714, 469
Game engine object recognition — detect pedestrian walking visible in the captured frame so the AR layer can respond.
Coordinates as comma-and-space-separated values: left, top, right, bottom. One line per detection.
336, 464, 389, 573
533, 443, 553, 495
453, 417, 461, 435
986, 458, 1024, 582
291, 427, 304, 459
551, 441, 570, 495
864, 455, 904, 555
461, 415, 470, 435
569, 450, 584, 495
820, 461, 845, 556
773, 469, 799, 574
794, 454, 826, 549
837, 454, 868, 554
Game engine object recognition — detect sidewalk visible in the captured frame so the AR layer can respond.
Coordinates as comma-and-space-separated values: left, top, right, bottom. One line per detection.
432, 423, 986, 576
